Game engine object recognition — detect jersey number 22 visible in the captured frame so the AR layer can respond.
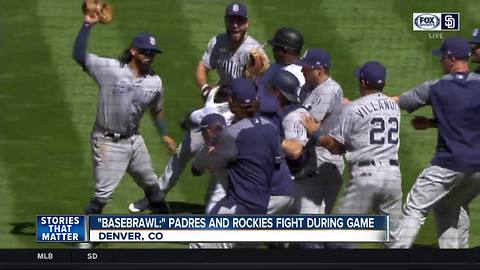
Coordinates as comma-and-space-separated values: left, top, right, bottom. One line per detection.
369, 117, 399, 145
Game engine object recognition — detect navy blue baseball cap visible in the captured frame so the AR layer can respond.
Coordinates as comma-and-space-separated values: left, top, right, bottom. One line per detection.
230, 78, 257, 106
432, 36, 470, 59
296, 48, 331, 69
470, 28, 480, 45
196, 113, 226, 132
225, 3, 248, 19
131, 32, 162, 54
356, 61, 386, 88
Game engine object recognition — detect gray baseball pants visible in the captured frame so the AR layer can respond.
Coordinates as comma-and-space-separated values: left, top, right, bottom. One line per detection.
390, 165, 480, 248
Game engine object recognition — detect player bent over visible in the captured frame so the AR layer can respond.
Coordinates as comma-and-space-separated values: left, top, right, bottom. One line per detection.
190, 113, 229, 214
128, 85, 234, 213
191, 78, 282, 248
389, 37, 480, 248
302, 61, 402, 247
73, 12, 176, 225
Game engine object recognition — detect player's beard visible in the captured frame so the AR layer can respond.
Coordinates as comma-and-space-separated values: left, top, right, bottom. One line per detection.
228, 29, 246, 45
135, 57, 152, 74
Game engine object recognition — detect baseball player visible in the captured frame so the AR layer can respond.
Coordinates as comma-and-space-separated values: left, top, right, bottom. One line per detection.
128, 87, 234, 213
296, 48, 344, 217
196, 2, 263, 97
302, 61, 402, 247
261, 70, 307, 215
470, 28, 480, 74
210, 78, 281, 215
188, 113, 230, 249
258, 27, 306, 98
128, 2, 264, 212
72, 12, 176, 220
389, 37, 480, 249
192, 78, 282, 249
190, 113, 229, 214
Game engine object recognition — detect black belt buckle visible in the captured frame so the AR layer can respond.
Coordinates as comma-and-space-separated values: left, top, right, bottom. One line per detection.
357, 160, 398, 167
104, 132, 129, 140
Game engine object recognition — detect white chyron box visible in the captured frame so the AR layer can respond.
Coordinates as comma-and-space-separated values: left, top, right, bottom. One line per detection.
413, 13, 460, 31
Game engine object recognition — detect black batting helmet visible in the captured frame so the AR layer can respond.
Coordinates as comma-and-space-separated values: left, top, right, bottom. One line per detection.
270, 70, 300, 103
268, 27, 304, 52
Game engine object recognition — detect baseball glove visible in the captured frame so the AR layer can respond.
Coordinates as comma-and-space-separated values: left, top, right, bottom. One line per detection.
245, 47, 270, 78
82, 0, 113, 24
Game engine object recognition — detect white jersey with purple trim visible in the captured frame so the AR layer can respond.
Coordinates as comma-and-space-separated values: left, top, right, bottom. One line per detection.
330, 92, 400, 165
201, 33, 261, 85
189, 86, 234, 126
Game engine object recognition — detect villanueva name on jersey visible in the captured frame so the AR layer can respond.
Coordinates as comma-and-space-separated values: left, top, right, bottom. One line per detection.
355, 98, 399, 118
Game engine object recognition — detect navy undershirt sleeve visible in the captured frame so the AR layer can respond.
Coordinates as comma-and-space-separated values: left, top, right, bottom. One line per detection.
73, 23, 92, 69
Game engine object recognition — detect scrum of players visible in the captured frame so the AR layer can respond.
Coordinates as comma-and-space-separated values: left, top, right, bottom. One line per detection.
74, 2, 480, 249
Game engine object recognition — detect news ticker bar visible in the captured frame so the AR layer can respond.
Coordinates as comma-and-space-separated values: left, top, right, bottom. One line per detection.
1, 249, 480, 264
36, 215, 389, 243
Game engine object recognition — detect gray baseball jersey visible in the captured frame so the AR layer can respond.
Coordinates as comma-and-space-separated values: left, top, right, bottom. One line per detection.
300, 77, 344, 169
85, 53, 163, 134
201, 33, 261, 84
330, 92, 402, 247
330, 92, 400, 165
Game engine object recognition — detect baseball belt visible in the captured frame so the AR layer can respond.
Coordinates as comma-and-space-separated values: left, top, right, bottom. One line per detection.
357, 159, 399, 167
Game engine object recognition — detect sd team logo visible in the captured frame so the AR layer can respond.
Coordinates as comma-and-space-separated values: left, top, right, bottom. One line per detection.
413, 13, 460, 31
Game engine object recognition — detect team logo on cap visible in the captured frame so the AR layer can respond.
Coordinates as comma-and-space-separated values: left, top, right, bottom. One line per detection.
149, 37, 156, 46
232, 4, 239, 12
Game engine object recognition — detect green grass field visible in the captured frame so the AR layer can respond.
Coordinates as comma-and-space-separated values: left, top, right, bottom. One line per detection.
0, 0, 479, 248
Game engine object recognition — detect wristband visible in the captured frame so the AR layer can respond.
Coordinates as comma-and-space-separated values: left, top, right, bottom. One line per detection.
311, 128, 324, 143
155, 118, 168, 136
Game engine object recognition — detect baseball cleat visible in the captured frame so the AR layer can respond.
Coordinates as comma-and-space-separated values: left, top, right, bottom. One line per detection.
128, 197, 151, 213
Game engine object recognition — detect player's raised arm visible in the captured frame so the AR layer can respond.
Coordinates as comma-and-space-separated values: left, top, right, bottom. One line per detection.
73, 10, 99, 69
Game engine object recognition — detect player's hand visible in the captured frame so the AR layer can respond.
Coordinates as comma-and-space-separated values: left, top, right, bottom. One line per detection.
282, 139, 303, 160
162, 135, 177, 153
342, 97, 352, 105
302, 114, 321, 136
411, 116, 433, 130
201, 84, 218, 101
84, 11, 99, 25
390, 96, 400, 104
